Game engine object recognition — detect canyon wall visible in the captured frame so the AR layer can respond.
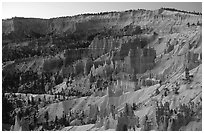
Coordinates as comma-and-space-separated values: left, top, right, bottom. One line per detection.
3, 9, 201, 41
3, 8, 202, 79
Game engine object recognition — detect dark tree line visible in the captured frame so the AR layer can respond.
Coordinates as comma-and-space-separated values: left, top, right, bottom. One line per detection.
161, 7, 202, 15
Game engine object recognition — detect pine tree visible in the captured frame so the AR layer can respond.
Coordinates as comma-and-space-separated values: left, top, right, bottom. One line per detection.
44, 111, 49, 125
62, 111, 66, 125
27, 98, 31, 105
38, 98, 41, 103
187, 22, 190, 27
55, 116, 58, 124
43, 95, 46, 102
124, 103, 129, 116
133, 103, 137, 110
31, 96, 35, 105
33, 112, 37, 125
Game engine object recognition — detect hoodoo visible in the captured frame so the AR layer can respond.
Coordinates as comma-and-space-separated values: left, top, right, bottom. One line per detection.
2, 5, 202, 131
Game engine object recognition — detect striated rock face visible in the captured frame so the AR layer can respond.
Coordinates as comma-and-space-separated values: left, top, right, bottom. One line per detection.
3, 18, 50, 41
3, 11, 138, 38
58, 32, 156, 76
3, 8, 201, 76
124, 47, 156, 74
3, 9, 201, 41
43, 57, 63, 73
3, 7, 202, 131
2, 19, 14, 35
88, 36, 120, 59
89, 34, 157, 60
64, 48, 90, 67
3, 8, 202, 78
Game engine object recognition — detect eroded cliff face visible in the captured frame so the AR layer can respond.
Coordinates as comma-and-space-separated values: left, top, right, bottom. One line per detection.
3, 9, 201, 40
2, 8, 202, 131
3, 10, 138, 37
60, 36, 155, 76
64, 48, 89, 66
3, 18, 50, 41
88, 34, 155, 59
123, 47, 156, 74
2, 19, 15, 34
2, 8, 202, 78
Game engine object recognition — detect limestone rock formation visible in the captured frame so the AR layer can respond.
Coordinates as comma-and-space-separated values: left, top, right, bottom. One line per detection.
2, 8, 202, 131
